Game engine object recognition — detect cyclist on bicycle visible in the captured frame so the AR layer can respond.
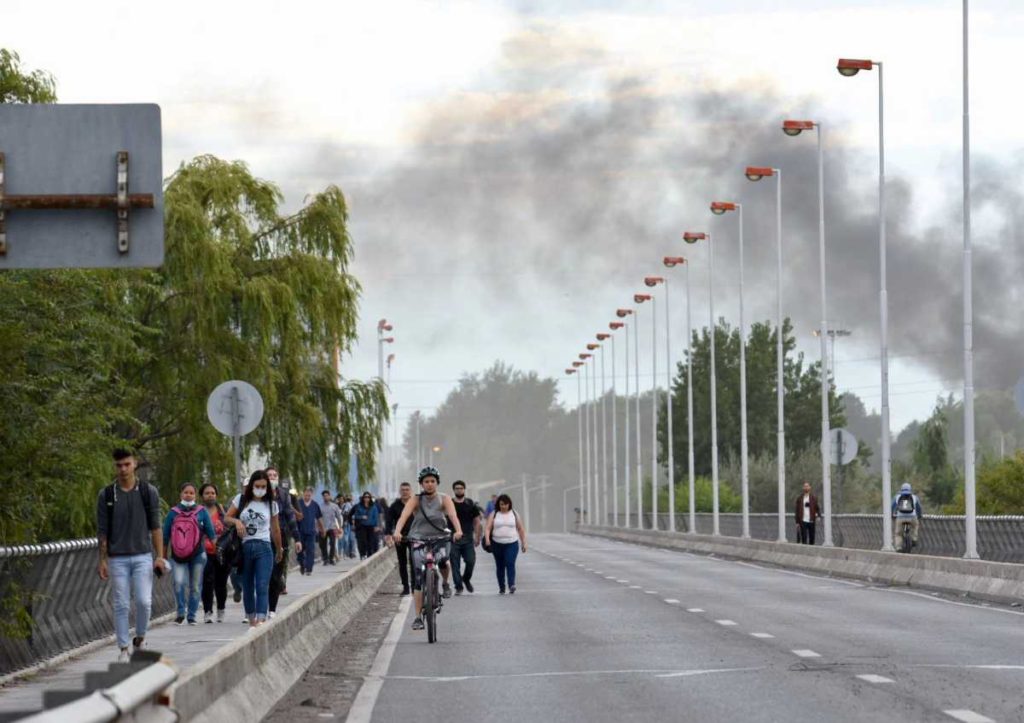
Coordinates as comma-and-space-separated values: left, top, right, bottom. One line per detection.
891, 482, 923, 550
392, 466, 464, 631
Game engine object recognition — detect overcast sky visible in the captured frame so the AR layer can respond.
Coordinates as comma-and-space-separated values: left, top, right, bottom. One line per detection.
5, 0, 1022, 440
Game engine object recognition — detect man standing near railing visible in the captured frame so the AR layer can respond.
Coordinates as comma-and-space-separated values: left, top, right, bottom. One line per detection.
96, 449, 166, 662
793, 481, 822, 545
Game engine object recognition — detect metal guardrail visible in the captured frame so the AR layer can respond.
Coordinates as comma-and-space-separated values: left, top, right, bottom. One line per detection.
606, 513, 1024, 562
0, 538, 175, 677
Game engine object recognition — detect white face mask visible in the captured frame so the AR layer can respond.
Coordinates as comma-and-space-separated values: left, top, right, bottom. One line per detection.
253, 487, 267, 499
180, 499, 196, 508
271, 480, 279, 489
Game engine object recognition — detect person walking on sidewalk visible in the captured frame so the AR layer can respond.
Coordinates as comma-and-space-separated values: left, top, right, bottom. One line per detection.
450, 480, 481, 595
385, 482, 416, 595
199, 483, 229, 623
793, 481, 822, 545
163, 482, 217, 625
96, 449, 166, 662
352, 492, 381, 559
340, 495, 356, 559
297, 487, 325, 574
268, 469, 301, 615
225, 470, 283, 628
319, 490, 342, 565
483, 494, 527, 595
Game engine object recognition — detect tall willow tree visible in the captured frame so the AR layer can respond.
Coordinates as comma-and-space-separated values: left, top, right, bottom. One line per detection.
125, 156, 387, 497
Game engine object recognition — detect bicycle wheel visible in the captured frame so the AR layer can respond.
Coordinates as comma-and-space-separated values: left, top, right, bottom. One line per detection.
425, 568, 438, 644
901, 524, 913, 554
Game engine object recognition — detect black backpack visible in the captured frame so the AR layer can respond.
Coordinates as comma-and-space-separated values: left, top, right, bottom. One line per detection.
896, 493, 915, 514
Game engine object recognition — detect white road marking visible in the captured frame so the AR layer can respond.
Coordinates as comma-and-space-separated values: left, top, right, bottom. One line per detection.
388, 666, 764, 683
750, 632, 775, 639
616, 579, 630, 583
686, 608, 705, 613
791, 649, 821, 658
872, 587, 1024, 617
715, 619, 737, 626
629, 585, 642, 589
644, 590, 659, 595
345, 596, 411, 723
944, 710, 995, 723
914, 664, 1024, 671
605, 576, 617, 580
731, 560, 864, 587
663, 598, 680, 604
856, 674, 894, 684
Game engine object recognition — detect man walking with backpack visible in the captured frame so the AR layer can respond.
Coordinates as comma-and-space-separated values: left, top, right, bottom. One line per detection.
163, 482, 217, 625
96, 449, 166, 662
450, 480, 481, 594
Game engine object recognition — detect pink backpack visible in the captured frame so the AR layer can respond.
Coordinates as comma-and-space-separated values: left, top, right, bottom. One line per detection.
170, 507, 202, 562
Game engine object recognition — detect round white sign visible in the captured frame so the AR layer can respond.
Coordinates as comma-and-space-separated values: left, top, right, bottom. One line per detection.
829, 427, 859, 466
207, 380, 264, 437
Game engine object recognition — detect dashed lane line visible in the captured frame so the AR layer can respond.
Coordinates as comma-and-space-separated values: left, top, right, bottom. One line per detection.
943, 711, 995, 723
663, 599, 681, 604
750, 633, 775, 639
791, 649, 821, 658
686, 608, 705, 613
715, 620, 738, 626
856, 674, 893, 684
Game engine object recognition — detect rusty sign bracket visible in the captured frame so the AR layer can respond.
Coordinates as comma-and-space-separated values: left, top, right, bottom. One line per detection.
0, 150, 155, 256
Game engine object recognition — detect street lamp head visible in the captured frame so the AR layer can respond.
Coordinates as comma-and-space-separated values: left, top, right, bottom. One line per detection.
432, 445, 442, 453
837, 58, 874, 77
745, 166, 775, 182
633, 293, 652, 304
596, 333, 611, 341
643, 276, 665, 287
782, 119, 815, 137
682, 231, 707, 244
387, 353, 395, 364
586, 343, 600, 351
579, 353, 592, 360
710, 201, 737, 215
572, 361, 584, 368
609, 321, 624, 330
566, 368, 576, 375
663, 256, 686, 268
616, 308, 634, 318
382, 337, 395, 344
377, 318, 389, 331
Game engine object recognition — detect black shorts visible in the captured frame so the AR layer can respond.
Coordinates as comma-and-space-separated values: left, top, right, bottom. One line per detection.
410, 539, 450, 591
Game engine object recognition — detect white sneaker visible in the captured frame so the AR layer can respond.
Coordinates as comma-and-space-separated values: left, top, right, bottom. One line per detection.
117, 647, 130, 663
204, 612, 213, 624
268, 611, 276, 619
216, 609, 225, 623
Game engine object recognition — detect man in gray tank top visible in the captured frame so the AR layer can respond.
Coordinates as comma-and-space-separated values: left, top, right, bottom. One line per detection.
392, 467, 464, 631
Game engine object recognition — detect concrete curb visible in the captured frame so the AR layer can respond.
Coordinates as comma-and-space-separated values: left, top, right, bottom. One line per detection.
581, 527, 1024, 605
170, 550, 396, 723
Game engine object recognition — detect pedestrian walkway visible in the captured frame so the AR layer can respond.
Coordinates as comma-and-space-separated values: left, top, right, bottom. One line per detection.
0, 557, 359, 718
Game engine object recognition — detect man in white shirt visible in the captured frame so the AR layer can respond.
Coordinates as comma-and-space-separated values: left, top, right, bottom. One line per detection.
793, 481, 821, 545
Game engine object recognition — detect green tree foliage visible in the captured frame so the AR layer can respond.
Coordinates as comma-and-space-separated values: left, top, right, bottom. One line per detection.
908, 400, 960, 507
947, 453, 1024, 515
0, 51, 385, 543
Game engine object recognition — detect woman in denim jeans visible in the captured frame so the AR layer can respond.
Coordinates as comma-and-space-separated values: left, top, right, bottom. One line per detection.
162, 482, 217, 624
225, 470, 283, 628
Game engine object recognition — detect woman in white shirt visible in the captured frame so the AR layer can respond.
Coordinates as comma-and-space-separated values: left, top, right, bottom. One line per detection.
483, 494, 527, 594
224, 470, 283, 627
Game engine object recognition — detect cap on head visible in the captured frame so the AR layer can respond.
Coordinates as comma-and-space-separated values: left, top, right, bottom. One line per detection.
900, 483, 912, 494
418, 466, 441, 484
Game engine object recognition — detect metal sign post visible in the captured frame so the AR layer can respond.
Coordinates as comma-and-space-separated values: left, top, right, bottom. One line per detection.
207, 380, 265, 493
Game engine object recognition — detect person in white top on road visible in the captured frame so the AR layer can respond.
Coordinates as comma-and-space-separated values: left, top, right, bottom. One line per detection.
483, 494, 527, 594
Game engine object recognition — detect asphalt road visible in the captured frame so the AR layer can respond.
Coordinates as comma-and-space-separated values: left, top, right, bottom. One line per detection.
350, 533, 1024, 723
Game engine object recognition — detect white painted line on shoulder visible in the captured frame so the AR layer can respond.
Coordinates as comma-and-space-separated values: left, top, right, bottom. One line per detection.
345, 596, 411, 723
791, 649, 821, 658
644, 590, 659, 594
663, 599, 681, 604
856, 674, 893, 684
715, 619, 738, 626
750, 632, 774, 639
944, 710, 995, 723
686, 608, 705, 613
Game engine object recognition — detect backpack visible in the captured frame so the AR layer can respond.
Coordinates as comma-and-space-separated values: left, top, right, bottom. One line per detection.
170, 506, 203, 562
897, 493, 915, 515
104, 482, 156, 542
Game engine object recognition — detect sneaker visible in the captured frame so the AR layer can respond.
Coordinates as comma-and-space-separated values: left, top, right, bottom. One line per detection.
117, 647, 131, 663
132, 636, 145, 652
442, 583, 452, 599
216, 609, 225, 623
187, 618, 198, 626
499, 588, 506, 595
269, 611, 276, 619
455, 587, 463, 596
280, 588, 289, 595
401, 587, 410, 596
233, 588, 242, 603
204, 612, 213, 624
175, 616, 185, 625
464, 580, 474, 593
510, 585, 516, 595
411, 617, 425, 630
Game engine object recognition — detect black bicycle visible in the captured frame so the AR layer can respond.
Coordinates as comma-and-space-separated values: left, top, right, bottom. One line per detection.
411, 537, 449, 643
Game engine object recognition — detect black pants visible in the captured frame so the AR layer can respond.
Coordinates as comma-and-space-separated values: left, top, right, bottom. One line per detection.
451, 537, 476, 589
202, 553, 229, 613
798, 521, 816, 545
395, 541, 414, 591
355, 525, 379, 558
268, 538, 290, 612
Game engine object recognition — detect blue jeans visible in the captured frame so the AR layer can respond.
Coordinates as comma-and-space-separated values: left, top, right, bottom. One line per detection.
342, 525, 356, 557
300, 532, 317, 572
109, 554, 153, 649
492, 541, 519, 590
241, 540, 274, 621
171, 551, 206, 620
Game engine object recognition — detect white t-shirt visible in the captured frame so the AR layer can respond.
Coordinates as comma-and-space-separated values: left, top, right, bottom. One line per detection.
231, 494, 279, 543
491, 511, 519, 544
802, 494, 811, 523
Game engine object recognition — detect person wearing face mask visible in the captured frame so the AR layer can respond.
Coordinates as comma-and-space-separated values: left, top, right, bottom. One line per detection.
198, 483, 230, 623
162, 482, 217, 625
266, 467, 301, 612
225, 470, 284, 627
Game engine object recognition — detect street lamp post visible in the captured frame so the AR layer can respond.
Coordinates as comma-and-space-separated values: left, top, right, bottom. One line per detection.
598, 332, 613, 525
785, 120, 835, 547
579, 352, 593, 524
568, 365, 584, 526
587, 342, 602, 525
711, 199, 752, 539
376, 319, 394, 497
664, 256, 692, 534
563, 484, 582, 533
609, 322, 625, 527
635, 292, 656, 529
838, 57, 893, 551
647, 275, 674, 532
684, 232, 718, 534
617, 308, 635, 528
633, 294, 650, 528
740, 171, 787, 543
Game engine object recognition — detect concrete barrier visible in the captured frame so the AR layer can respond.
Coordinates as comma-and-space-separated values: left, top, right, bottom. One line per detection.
170, 549, 395, 723
581, 526, 1024, 605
